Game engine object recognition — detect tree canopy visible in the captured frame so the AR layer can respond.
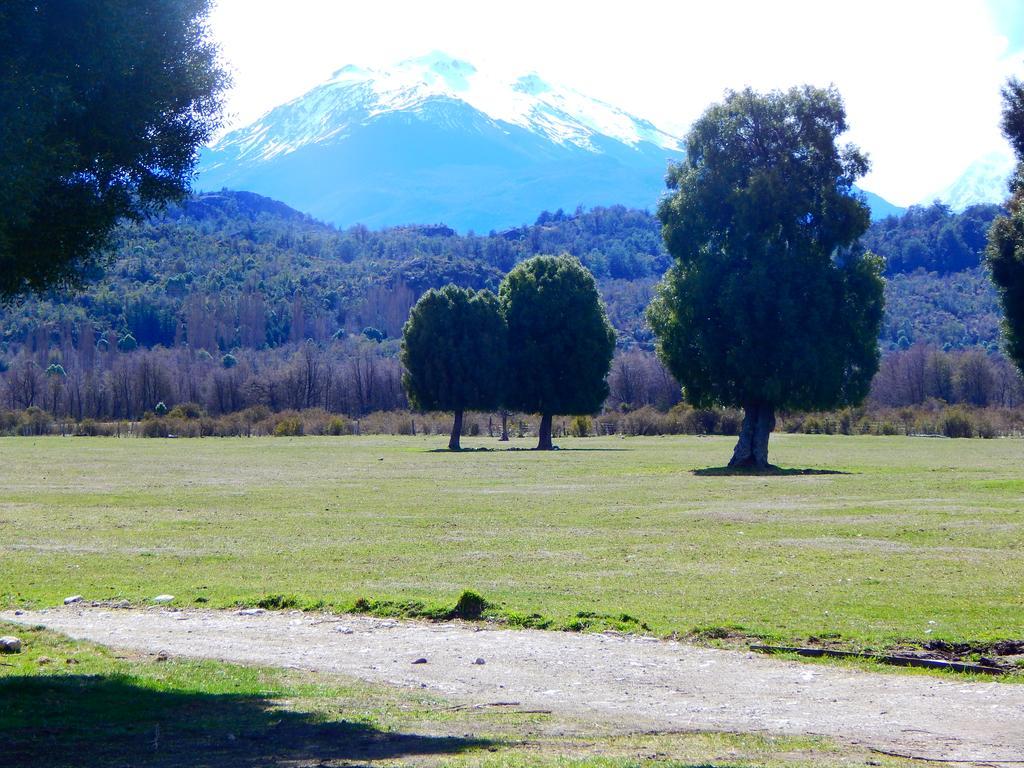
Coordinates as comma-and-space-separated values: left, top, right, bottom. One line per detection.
499, 255, 616, 449
647, 86, 885, 467
0, 0, 227, 300
400, 285, 507, 449
987, 76, 1024, 373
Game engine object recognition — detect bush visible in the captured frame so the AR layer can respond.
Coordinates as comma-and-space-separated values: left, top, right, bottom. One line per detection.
168, 402, 204, 419
140, 419, 169, 438
449, 590, 488, 620
74, 419, 115, 437
717, 409, 743, 435
975, 414, 997, 439
0, 410, 19, 434
272, 415, 303, 437
17, 407, 52, 436
570, 415, 592, 437
326, 416, 351, 436
940, 408, 974, 438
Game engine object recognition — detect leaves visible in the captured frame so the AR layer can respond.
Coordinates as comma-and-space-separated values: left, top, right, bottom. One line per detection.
400, 286, 507, 413
500, 255, 616, 415
650, 86, 884, 411
0, 0, 228, 299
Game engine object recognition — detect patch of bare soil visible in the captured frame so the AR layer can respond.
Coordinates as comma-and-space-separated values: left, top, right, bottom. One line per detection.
5, 607, 1024, 764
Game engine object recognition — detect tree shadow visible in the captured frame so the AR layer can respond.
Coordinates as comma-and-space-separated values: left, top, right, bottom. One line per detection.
692, 466, 852, 477
424, 446, 632, 453
425, 447, 495, 453
504, 446, 632, 452
0, 674, 493, 767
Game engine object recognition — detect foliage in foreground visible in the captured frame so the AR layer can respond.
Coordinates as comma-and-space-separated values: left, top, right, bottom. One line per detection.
987, 77, 1024, 374
0, 0, 226, 299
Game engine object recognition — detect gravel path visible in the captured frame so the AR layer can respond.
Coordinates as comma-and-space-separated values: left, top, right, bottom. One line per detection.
5, 607, 1023, 763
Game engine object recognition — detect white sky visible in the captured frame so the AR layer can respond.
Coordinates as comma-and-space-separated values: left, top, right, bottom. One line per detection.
208, 0, 1024, 206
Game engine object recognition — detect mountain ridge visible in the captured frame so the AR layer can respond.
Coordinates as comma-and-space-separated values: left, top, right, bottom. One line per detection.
197, 53, 902, 230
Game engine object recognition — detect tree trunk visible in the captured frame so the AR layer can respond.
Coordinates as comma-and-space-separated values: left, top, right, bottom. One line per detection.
536, 413, 554, 450
499, 411, 509, 441
728, 403, 776, 468
449, 409, 463, 451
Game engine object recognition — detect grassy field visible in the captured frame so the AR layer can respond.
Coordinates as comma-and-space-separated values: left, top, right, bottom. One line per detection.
0, 623, 907, 768
2, 433, 1023, 648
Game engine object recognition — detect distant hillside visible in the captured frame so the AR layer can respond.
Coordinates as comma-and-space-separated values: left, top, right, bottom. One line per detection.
0, 192, 1006, 361
860, 202, 1003, 274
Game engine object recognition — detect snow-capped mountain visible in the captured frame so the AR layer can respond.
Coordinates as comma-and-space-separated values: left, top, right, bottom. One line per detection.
921, 150, 1016, 211
197, 52, 900, 230
208, 52, 682, 165
197, 52, 686, 230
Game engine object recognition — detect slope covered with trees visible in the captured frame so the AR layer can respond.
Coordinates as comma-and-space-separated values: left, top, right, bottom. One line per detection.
0, 191, 1005, 359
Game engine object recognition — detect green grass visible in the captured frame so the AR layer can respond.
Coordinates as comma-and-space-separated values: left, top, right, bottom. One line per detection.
0, 622, 909, 767
2, 434, 1023, 649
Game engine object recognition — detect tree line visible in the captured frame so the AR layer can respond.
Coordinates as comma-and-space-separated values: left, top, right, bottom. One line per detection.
0, 191, 1009, 356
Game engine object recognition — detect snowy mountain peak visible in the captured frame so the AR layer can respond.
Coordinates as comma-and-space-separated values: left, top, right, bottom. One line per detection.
209, 52, 684, 164
329, 63, 369, 80
922, 150, 1016, 211
514, 73, 552, 96
197, 53, 904, 231
397, 51, 477, 90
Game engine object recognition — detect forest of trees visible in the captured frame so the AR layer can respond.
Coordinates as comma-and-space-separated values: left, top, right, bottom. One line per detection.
1, 337, 1018, 431
0, 190, 1018, 432
0, 192, 1006, 358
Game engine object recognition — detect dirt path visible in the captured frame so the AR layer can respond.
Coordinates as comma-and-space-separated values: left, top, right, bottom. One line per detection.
5, 607, 1023, 763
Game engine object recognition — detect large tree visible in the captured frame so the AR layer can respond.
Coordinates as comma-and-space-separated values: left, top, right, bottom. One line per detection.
0, 0, 227, 300
647, 86, 885, 468
401, 285, 507, 450
500, 255, 616, 450
987, 77, 1024, 373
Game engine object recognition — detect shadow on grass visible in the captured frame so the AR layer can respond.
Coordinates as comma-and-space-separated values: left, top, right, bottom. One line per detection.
425, 447, 496, 453
692, 466, 851, 477
0, 674, 492, 767
425, 446, 632, 453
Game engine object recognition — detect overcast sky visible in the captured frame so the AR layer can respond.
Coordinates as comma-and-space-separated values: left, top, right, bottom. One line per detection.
208, 0, 1024, 206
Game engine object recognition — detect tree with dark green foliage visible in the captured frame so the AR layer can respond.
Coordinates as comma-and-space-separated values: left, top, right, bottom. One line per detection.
0, 0, 227, 300
400, 285, 507, 450
648, 86, 885, 468
987, 77, 1024, 374
500, 255, 616, 450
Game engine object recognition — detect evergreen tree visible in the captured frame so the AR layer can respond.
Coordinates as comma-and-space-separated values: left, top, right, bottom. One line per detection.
648, 86, 885, 468
500, 255, 616, 449
401, 285, 506, 450
0, 0, 227, 299
987, 77, 1024, 373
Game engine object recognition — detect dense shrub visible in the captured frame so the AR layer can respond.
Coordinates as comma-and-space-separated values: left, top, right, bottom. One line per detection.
271, 414, 303, 437
140, 419, 169, 438
168, 402, 204, 420
570, 415, 592, 437
17, 406, 52, 436
940, 408, 975, 438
